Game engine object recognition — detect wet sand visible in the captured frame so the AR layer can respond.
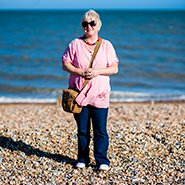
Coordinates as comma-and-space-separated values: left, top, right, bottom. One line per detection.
0, 101, 184, 184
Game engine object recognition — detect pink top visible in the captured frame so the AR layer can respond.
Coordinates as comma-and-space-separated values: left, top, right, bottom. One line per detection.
62, 37, 119, 108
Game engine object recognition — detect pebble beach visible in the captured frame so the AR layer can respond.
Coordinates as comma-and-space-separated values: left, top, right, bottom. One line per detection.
0, 101, 184, 185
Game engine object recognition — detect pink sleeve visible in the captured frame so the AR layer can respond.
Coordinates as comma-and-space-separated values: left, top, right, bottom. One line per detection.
106, 41, 119, 67
62, 40, 76, 64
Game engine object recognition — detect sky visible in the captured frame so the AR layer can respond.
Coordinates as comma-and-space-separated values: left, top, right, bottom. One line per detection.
0, 0, 185, 10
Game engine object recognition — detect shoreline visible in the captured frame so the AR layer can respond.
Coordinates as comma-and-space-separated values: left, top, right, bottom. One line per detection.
0, 99, 185, 106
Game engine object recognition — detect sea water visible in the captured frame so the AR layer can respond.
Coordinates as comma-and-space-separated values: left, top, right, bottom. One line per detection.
0, 10, 185, 103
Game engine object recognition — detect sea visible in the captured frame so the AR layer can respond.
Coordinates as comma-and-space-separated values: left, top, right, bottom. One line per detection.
0, 10, 185, 103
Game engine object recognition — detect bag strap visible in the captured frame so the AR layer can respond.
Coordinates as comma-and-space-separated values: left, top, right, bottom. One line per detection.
88, 38, 102, 68
81, 38, 102, 90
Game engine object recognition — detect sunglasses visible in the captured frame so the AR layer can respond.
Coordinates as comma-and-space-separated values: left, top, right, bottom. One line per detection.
82, 21, 97, 28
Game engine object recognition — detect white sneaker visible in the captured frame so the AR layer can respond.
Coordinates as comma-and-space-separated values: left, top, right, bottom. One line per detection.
76, 162, 85, 168
99, 164, 109, 171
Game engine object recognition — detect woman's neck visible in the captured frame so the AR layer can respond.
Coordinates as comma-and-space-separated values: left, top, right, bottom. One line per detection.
84, 34, 99, 44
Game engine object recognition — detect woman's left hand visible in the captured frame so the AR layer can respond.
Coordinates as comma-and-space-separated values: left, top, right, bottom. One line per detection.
84, 63, 118, 79
84, 68, 100, 79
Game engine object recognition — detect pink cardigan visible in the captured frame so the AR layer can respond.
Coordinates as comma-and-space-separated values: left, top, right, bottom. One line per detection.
62, 38, 119, 108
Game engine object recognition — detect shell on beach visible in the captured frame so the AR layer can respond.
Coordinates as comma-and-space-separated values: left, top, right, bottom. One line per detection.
0, 102, 185, 184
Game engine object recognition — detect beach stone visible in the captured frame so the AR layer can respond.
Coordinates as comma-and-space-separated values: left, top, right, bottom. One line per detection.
0, 102, 184, 184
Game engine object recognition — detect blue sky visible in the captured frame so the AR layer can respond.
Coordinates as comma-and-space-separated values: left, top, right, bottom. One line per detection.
0, 0, 185, 10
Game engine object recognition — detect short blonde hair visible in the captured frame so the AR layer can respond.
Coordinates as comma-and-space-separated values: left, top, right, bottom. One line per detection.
81, 9, 102, 30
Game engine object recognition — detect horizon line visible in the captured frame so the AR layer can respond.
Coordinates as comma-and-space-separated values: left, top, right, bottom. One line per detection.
0, 8, 185, 11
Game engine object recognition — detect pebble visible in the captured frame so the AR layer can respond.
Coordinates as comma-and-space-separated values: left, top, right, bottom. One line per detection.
0, 102, 185, 184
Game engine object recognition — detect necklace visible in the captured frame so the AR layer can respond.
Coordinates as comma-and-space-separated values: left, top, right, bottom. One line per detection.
83, 36, 100, 46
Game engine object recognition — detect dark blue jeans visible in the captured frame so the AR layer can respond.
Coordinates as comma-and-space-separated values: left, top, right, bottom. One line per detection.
74, 105, 110, 167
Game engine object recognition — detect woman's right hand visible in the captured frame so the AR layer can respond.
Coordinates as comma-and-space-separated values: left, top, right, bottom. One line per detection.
82, 68, 96, 79
63, 62, 91, 78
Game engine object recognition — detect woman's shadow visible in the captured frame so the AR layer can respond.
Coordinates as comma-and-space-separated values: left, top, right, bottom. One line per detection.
0, 135, 76, 166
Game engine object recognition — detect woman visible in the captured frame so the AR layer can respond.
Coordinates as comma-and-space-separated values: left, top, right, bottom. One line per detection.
62, 10, 119, 171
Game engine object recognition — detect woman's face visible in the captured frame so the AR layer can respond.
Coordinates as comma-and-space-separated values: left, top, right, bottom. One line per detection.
82, 18, 99, 37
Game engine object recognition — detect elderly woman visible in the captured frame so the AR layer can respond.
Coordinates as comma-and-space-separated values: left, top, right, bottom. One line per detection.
62, 9, 119, 171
